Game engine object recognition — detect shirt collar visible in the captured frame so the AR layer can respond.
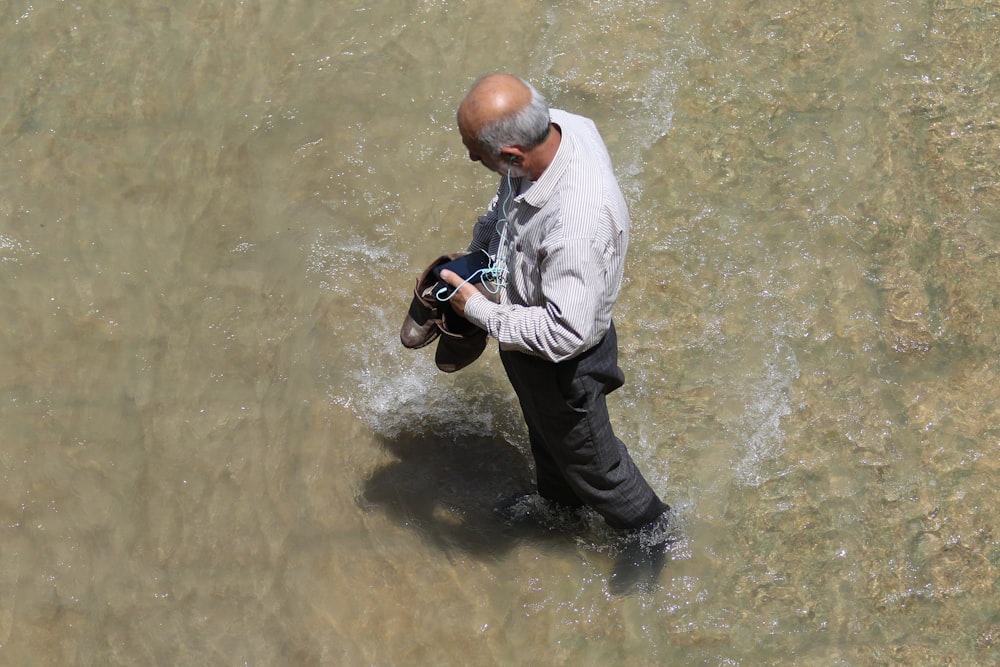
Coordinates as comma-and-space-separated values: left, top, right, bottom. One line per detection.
517, 122, 573, 208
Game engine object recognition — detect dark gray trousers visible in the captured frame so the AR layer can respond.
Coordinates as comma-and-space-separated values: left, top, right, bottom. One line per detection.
499, 323, 668, 529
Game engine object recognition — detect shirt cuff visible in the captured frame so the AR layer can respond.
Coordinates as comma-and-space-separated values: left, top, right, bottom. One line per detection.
463, 292, 496, 332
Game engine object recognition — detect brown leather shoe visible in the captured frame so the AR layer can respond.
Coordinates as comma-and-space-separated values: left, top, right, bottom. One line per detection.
399, 254, 461, 349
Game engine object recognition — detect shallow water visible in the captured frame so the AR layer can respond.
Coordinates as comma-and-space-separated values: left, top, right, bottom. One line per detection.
2, 0, 999, 665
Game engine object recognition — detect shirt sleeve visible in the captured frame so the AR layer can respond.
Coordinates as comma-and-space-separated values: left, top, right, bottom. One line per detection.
467, 195, 499, 254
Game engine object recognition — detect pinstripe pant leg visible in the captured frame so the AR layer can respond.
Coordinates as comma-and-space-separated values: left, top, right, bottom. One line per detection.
500, 323, 668, 529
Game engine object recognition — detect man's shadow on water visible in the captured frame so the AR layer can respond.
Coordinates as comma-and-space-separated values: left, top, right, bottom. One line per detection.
358, 429, 577, 559
358, 428, 678, 595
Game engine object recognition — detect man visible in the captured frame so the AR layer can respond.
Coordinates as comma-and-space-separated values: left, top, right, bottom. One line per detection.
438, 73, 673, 559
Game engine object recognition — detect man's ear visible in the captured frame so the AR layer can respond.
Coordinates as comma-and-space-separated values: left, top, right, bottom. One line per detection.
502, 148, 525, 165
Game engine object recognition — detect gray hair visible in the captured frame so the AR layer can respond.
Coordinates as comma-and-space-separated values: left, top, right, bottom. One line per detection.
476, 79, 551, 160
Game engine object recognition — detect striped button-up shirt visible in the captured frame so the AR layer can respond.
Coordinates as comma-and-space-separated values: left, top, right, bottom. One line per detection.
463, 109, 630, 362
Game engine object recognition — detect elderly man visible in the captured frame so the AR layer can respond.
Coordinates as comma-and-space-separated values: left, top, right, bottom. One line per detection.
438, 73, 673, 566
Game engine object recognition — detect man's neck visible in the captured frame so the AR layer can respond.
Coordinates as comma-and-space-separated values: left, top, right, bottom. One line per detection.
523, 123, 562, 181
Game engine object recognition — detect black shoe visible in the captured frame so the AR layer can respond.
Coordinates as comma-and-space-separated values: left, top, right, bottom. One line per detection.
434, 299, 488, 373
608, 509, 679, 595
435, 325, 487, 373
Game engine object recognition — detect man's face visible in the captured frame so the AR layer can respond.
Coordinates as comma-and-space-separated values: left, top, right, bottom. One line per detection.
459, 125, 529, 178
459, 127, 501, 172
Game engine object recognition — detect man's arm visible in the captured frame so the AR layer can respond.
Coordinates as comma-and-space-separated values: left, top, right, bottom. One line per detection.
447, 236, 611, 362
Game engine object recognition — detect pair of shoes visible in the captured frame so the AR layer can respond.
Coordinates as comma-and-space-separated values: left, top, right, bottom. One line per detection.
608, 508, 680, 596
400, 254, 492, 373
400, 254, 461, 349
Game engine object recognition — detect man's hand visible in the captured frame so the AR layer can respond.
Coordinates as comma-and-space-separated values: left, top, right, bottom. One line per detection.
438, 269, 479, 317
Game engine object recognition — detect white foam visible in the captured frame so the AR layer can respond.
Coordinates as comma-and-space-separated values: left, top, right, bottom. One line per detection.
338, 314, 502, 441
730, 339, 798, 487
307, 233, 394, 296
0, 234, 34, 263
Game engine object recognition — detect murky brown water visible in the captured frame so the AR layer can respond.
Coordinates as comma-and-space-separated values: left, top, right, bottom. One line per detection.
2, 0, 998, 665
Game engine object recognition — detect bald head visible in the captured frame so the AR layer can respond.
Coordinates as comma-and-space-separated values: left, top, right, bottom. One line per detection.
458, 73, 533, 136
456, 73, 551, 163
